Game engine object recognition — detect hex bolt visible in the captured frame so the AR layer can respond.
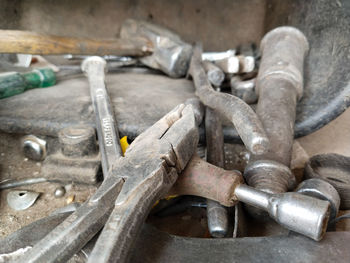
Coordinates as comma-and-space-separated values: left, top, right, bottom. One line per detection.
59, 125, 97, 157
22, 135, 47, 161
245, 26, 309, 194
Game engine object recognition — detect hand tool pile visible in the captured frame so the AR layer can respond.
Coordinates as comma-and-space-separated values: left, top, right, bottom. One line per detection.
0, 19, 349, 263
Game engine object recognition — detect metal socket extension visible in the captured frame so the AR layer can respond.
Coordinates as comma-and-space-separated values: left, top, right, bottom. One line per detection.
235, 184, 330, 241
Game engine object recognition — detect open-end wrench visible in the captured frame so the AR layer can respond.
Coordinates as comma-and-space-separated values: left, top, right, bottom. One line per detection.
16, 57, 125, 262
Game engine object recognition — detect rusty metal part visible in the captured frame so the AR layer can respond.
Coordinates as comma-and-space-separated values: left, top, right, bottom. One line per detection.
245, 26, 309, 194
304, 153, 350, 210
189, 43, 269, 155
203, 61, 225, 87
230, 77, 257, 104
17, 57, 125, 263
205, 107, 229, 238
170, 155, 243, 207
120, 19, 193, 78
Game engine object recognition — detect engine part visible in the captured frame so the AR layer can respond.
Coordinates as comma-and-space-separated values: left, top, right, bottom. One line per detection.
304, 153, 350, 209
7, 190, 40, 211
230, 77, 257, 104
189, 43, 269, 155
120, 19, 193, 78
0, 29, 153, 56
203, 61, 225, 87
234, 184, 330, 241
205, 107, 229, 238
245, 26, 309, 194
296, 178, 340, 222
22, 135, 47, 161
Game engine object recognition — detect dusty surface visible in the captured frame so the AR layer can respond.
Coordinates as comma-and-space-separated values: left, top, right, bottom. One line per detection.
0, 133, 96, 238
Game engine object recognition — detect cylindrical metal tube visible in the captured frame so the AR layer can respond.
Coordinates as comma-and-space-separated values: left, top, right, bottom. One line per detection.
234, 184, 330, 241
205, 107, 229, 238
203, 61, 225, 87
245, 27, 309, 193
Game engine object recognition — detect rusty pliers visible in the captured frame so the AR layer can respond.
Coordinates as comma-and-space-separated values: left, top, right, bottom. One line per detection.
18, 56, 202, 263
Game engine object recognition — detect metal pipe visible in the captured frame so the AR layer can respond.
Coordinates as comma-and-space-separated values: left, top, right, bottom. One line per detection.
205, 107, 229, 238
245, 27, 309, 193
203, 61, 225, 87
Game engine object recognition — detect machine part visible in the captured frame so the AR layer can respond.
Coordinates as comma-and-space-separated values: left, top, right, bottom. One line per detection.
87, 103, 200, 263
7, 190, 40, 211
58, 125, 97, 157
245, 26, 309, 194
189, 43, 269, 155
304, 153, 350, 209
22, 135, 47, 161
18, 57, 125, 263
230, 77, 257, 104
120, 19, 193, 78
202, 60, 225, 87
205, 107, 229, 238
0, 29, 153, 56
296, 178, 340, 222
54, 186, 66, 198
234, 184, 330, 241
202, 49, 236, 61
214, 56, 240, 74
0, 177, 47, 190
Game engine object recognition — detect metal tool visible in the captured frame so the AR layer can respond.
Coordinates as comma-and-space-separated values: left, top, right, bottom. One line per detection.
203, 60, 225, 87
17, 56, 125, 262
202, 49, 236, 61
189, 43, 269, 155
245, 26, 309, 194
120, 19, 193, 78
87, 103, 201, 262
305, 153, 350, 209
205, 107, 229, 238
7, 190, 40, 211
22, 135, 47, 161
171, 155, 330, 241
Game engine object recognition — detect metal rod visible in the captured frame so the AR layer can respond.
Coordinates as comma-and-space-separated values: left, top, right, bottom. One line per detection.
205, 107, 229, 238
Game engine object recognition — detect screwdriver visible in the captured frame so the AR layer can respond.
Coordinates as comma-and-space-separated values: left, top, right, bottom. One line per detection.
0, 57, 141, 100
0, 68, 56, 99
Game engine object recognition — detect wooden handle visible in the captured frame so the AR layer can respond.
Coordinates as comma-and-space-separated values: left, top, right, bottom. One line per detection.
0, 30, 153, 56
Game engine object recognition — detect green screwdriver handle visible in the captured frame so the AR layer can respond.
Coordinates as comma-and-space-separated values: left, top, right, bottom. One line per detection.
0, 68, 56, 99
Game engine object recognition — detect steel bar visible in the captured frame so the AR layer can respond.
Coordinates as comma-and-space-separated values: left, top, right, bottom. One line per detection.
205, 107, 229, 238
